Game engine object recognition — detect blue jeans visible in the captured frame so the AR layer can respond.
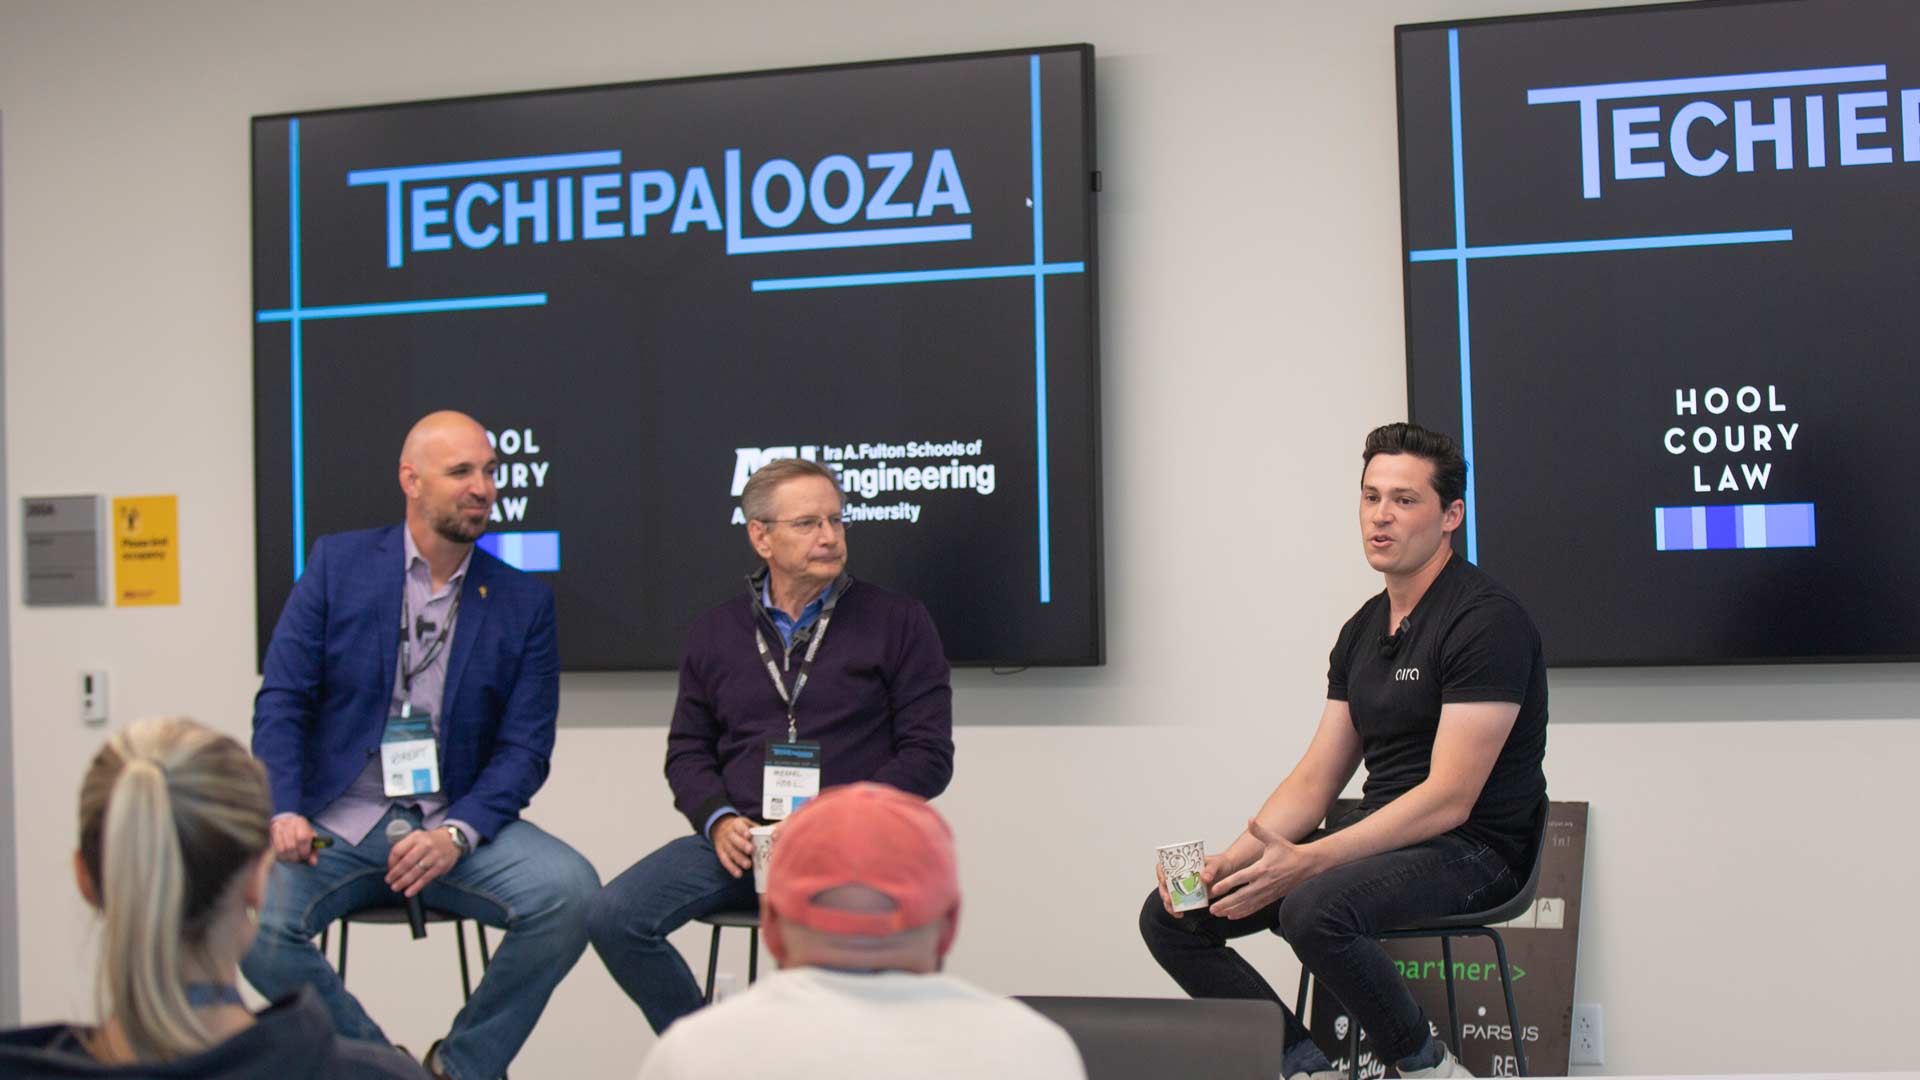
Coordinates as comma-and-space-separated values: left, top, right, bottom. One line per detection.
241, 807, 601, 1080
1138, 824, 1517, 1063
585, 834, 758, 1034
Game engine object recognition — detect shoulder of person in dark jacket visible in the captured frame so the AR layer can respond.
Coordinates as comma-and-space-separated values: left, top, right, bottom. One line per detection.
0, 988, 428, 1079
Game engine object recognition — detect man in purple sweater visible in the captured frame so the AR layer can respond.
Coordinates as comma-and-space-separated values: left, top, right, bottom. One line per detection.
586, 458, 955, 1033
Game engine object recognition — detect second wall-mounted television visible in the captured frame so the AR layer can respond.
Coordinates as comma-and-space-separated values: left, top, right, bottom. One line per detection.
1399, 0, 1918, 666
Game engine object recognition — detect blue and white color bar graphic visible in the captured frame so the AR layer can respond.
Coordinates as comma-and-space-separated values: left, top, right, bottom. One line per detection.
1655, 503, 1815, 551
478, 531, 562, 571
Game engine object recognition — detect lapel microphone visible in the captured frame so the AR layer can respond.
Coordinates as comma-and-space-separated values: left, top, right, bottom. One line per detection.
1377, 616, 1412, 658
415, 615, 437, 640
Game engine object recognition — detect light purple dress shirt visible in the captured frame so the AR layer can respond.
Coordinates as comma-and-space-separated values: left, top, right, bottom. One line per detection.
306, 527, 478, 848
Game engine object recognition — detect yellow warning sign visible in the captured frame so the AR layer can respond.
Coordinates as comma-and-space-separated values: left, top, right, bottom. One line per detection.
113, 495, 179, 606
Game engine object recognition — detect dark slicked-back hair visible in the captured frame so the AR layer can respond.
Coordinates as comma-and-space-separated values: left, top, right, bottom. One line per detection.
1362, 422, 1467, 507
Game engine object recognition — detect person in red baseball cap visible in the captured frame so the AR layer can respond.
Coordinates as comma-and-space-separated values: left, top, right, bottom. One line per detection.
636, 783, 1085, 1080
761, 780, 961, 967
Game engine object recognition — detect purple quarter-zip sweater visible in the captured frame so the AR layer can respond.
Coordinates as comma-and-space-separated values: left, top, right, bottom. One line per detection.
664, 576, 955, 833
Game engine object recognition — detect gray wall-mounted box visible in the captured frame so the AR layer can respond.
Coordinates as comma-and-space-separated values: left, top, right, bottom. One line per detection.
22, 495, 105, 606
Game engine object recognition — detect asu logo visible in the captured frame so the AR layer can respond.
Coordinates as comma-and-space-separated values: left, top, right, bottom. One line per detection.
730, 445, 825, 496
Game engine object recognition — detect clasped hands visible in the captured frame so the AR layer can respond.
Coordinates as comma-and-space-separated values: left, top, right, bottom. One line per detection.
1157, 819, 1321, 921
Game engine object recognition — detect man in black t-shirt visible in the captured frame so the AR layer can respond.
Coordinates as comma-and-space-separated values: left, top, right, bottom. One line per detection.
1140, 422, 1547, 1080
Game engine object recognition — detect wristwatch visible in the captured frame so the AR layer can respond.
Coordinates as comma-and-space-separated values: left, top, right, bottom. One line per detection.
445, 825, 471, 857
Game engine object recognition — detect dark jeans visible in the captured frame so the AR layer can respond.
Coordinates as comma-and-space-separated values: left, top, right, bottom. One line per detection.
1138, 826, 1517, 1063
242, 807, 601, 1080
585, 834, 759, 1034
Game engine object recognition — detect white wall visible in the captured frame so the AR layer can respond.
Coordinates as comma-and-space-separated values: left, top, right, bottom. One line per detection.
0, 108, 17, 1028
3, 1, 1914, 1075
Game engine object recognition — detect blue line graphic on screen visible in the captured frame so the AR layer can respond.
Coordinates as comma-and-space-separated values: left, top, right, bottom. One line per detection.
1030, 53, 1053, 605
1448, 29, 1477, 564
256, 295, 547, 321
1421, 29, 1798, 564
750, 262, 1085, 291
1408, 229, 1792, 262
1653, 503, 1815, 551
260, 118, 554, 580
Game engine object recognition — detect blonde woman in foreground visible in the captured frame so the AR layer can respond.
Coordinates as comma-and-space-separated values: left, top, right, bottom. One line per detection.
0, 716, 427, 1078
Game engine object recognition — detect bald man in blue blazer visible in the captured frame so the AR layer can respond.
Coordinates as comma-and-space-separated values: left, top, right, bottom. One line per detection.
244, 411, 599, 1080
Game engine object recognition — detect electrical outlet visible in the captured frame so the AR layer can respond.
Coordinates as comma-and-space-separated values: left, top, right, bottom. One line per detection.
1570, 1003, 1604, 1065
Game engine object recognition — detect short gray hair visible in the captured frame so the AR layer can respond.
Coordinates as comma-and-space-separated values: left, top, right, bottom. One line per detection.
741, 458, 843, 522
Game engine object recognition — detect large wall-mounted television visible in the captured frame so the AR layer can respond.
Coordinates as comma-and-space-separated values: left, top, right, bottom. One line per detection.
253, 45, 1103, 670
1397, 0, 1916, 665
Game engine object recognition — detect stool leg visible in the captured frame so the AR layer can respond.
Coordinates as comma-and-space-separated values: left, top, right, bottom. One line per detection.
748, 927, 760, 984
1489, 931, 1526, 1076
1441, 935, 1461, 1052
455, 919, 474, 1001
703, 925, 722, 1003
1348, 1009, 1360, 1080
477, 923, 492, 971
1295, 966, 1311, 1026
318, 925, 329, 957
337, 919, 349, 983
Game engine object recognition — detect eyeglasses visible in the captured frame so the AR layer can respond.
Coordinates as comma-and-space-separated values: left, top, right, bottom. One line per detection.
759, 515, 848, 533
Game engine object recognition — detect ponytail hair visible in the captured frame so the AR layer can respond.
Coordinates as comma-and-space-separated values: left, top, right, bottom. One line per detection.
77, 717, 271, 1061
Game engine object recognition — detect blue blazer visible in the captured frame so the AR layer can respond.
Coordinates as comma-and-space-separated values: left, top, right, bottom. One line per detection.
252, 525, 559, 840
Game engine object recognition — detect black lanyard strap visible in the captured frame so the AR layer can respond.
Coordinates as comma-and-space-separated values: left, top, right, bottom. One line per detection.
752, 578, 846, 742
400, 584, 462, 700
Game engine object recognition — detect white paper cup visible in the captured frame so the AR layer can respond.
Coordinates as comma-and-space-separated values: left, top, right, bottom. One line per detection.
1156, 840, 1208, 912
751, 825, 777, 894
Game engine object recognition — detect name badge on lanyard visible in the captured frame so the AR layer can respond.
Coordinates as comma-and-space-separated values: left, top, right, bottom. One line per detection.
388, 585, 458, 798
763, 740, 822, 820
753, 583, 840, 820
383, 708, 441, 798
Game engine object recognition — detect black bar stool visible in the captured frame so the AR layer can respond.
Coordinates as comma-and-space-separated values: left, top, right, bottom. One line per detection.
319, 904, 492, 1001
695, 909, 761, 1002
1290, 802, 1550, 1078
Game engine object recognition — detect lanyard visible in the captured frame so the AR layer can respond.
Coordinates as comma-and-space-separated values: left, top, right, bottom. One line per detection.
399, 584, 461, 715
184, 983, 245, 1008
753, 581, 843, 743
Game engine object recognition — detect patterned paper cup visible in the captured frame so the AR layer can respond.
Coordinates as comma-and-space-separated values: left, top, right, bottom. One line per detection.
751, 825, 777, 894
1156, 840, 1209, 912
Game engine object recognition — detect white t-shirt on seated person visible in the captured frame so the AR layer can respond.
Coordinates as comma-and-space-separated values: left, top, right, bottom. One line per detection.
636, 966, 1087, 1080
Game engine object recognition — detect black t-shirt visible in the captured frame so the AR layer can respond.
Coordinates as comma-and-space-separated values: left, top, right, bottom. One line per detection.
1327, 554, 1548, 871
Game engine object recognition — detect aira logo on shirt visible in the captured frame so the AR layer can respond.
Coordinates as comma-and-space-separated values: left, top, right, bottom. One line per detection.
1394, 667, 1422, 682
